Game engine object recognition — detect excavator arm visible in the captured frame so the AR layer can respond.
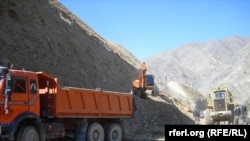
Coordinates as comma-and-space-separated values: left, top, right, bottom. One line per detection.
132, 62, 148, 98
132, 62, 146, 89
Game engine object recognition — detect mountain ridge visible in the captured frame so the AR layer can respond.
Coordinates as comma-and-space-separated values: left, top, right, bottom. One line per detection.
145, 36, 250, 108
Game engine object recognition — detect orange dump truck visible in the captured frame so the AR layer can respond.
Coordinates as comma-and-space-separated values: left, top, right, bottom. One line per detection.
0, 66, 133, 141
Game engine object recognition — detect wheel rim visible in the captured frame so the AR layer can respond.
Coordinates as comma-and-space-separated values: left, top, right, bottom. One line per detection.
87, 122, 104, 141
26, 128, 39, 141
93, 130, 100, 140
17, 126, 39, 141
107, 123, 122, 141
26, 134, 38, 141
111, 130, 118, 140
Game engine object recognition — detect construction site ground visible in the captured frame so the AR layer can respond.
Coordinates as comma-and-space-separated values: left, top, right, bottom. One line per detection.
122, 94, 195, 141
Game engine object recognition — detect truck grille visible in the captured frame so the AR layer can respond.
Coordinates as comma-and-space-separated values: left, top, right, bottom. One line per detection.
214, 99, 226, 111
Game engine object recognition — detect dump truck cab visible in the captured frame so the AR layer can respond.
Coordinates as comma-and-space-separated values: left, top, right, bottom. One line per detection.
0, 66, 40, 116
0, 66, 45, 140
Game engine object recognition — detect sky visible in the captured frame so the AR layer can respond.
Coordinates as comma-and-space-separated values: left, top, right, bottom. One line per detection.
59, 0, 250, 60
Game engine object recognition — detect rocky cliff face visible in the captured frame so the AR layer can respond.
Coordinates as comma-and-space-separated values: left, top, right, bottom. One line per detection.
0, 0, 141, 93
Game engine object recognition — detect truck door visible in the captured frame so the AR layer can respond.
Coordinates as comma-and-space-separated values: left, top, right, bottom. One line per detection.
1, 76, 30, 120
11, 77, 29, 111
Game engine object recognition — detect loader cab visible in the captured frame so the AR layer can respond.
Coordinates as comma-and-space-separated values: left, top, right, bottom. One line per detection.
212, 89, 227, 111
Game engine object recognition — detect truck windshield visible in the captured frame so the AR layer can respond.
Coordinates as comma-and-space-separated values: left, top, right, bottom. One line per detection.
215, 91, 225, 99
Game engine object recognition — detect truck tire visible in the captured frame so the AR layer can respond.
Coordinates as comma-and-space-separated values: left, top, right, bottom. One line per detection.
16, 126, 39, 141
87, 122, 104, 141
105, 123, 122, 141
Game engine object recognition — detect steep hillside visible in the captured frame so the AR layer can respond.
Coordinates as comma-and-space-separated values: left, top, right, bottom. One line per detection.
145, 36, 250, 108
0, 0, 140, 93
0, 0, 196, 141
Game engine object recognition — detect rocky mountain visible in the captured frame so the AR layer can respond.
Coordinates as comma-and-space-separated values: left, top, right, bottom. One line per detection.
0, 0, 194, 141
0, 0, 141, 93
145, 36, 250, 110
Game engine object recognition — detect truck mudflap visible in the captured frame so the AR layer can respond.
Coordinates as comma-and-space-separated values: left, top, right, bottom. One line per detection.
210, 110, 232, 121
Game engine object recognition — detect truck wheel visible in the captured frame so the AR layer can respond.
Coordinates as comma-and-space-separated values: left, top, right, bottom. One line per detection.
87, 122, 104, 141
16, 126, 39, 141
105, 123, 122, 141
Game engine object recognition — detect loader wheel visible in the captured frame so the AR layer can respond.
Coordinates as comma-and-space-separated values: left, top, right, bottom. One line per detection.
87, 122, 104, 141
16, 126, 39, 141
105, 123, 123, 141
204, 109, 213, 125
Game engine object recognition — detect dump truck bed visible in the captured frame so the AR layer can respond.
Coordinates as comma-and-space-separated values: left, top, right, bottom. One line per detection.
37, 71, 133, 118
40, 87, 133, 118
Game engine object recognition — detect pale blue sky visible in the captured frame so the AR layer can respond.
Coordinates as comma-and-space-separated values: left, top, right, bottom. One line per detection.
59, 0, 250, 60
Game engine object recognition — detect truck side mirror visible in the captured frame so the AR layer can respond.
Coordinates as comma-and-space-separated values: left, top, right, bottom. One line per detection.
5, 74, 12, 97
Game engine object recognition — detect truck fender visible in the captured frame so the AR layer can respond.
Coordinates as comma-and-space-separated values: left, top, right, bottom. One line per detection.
10, 112, 45, 141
